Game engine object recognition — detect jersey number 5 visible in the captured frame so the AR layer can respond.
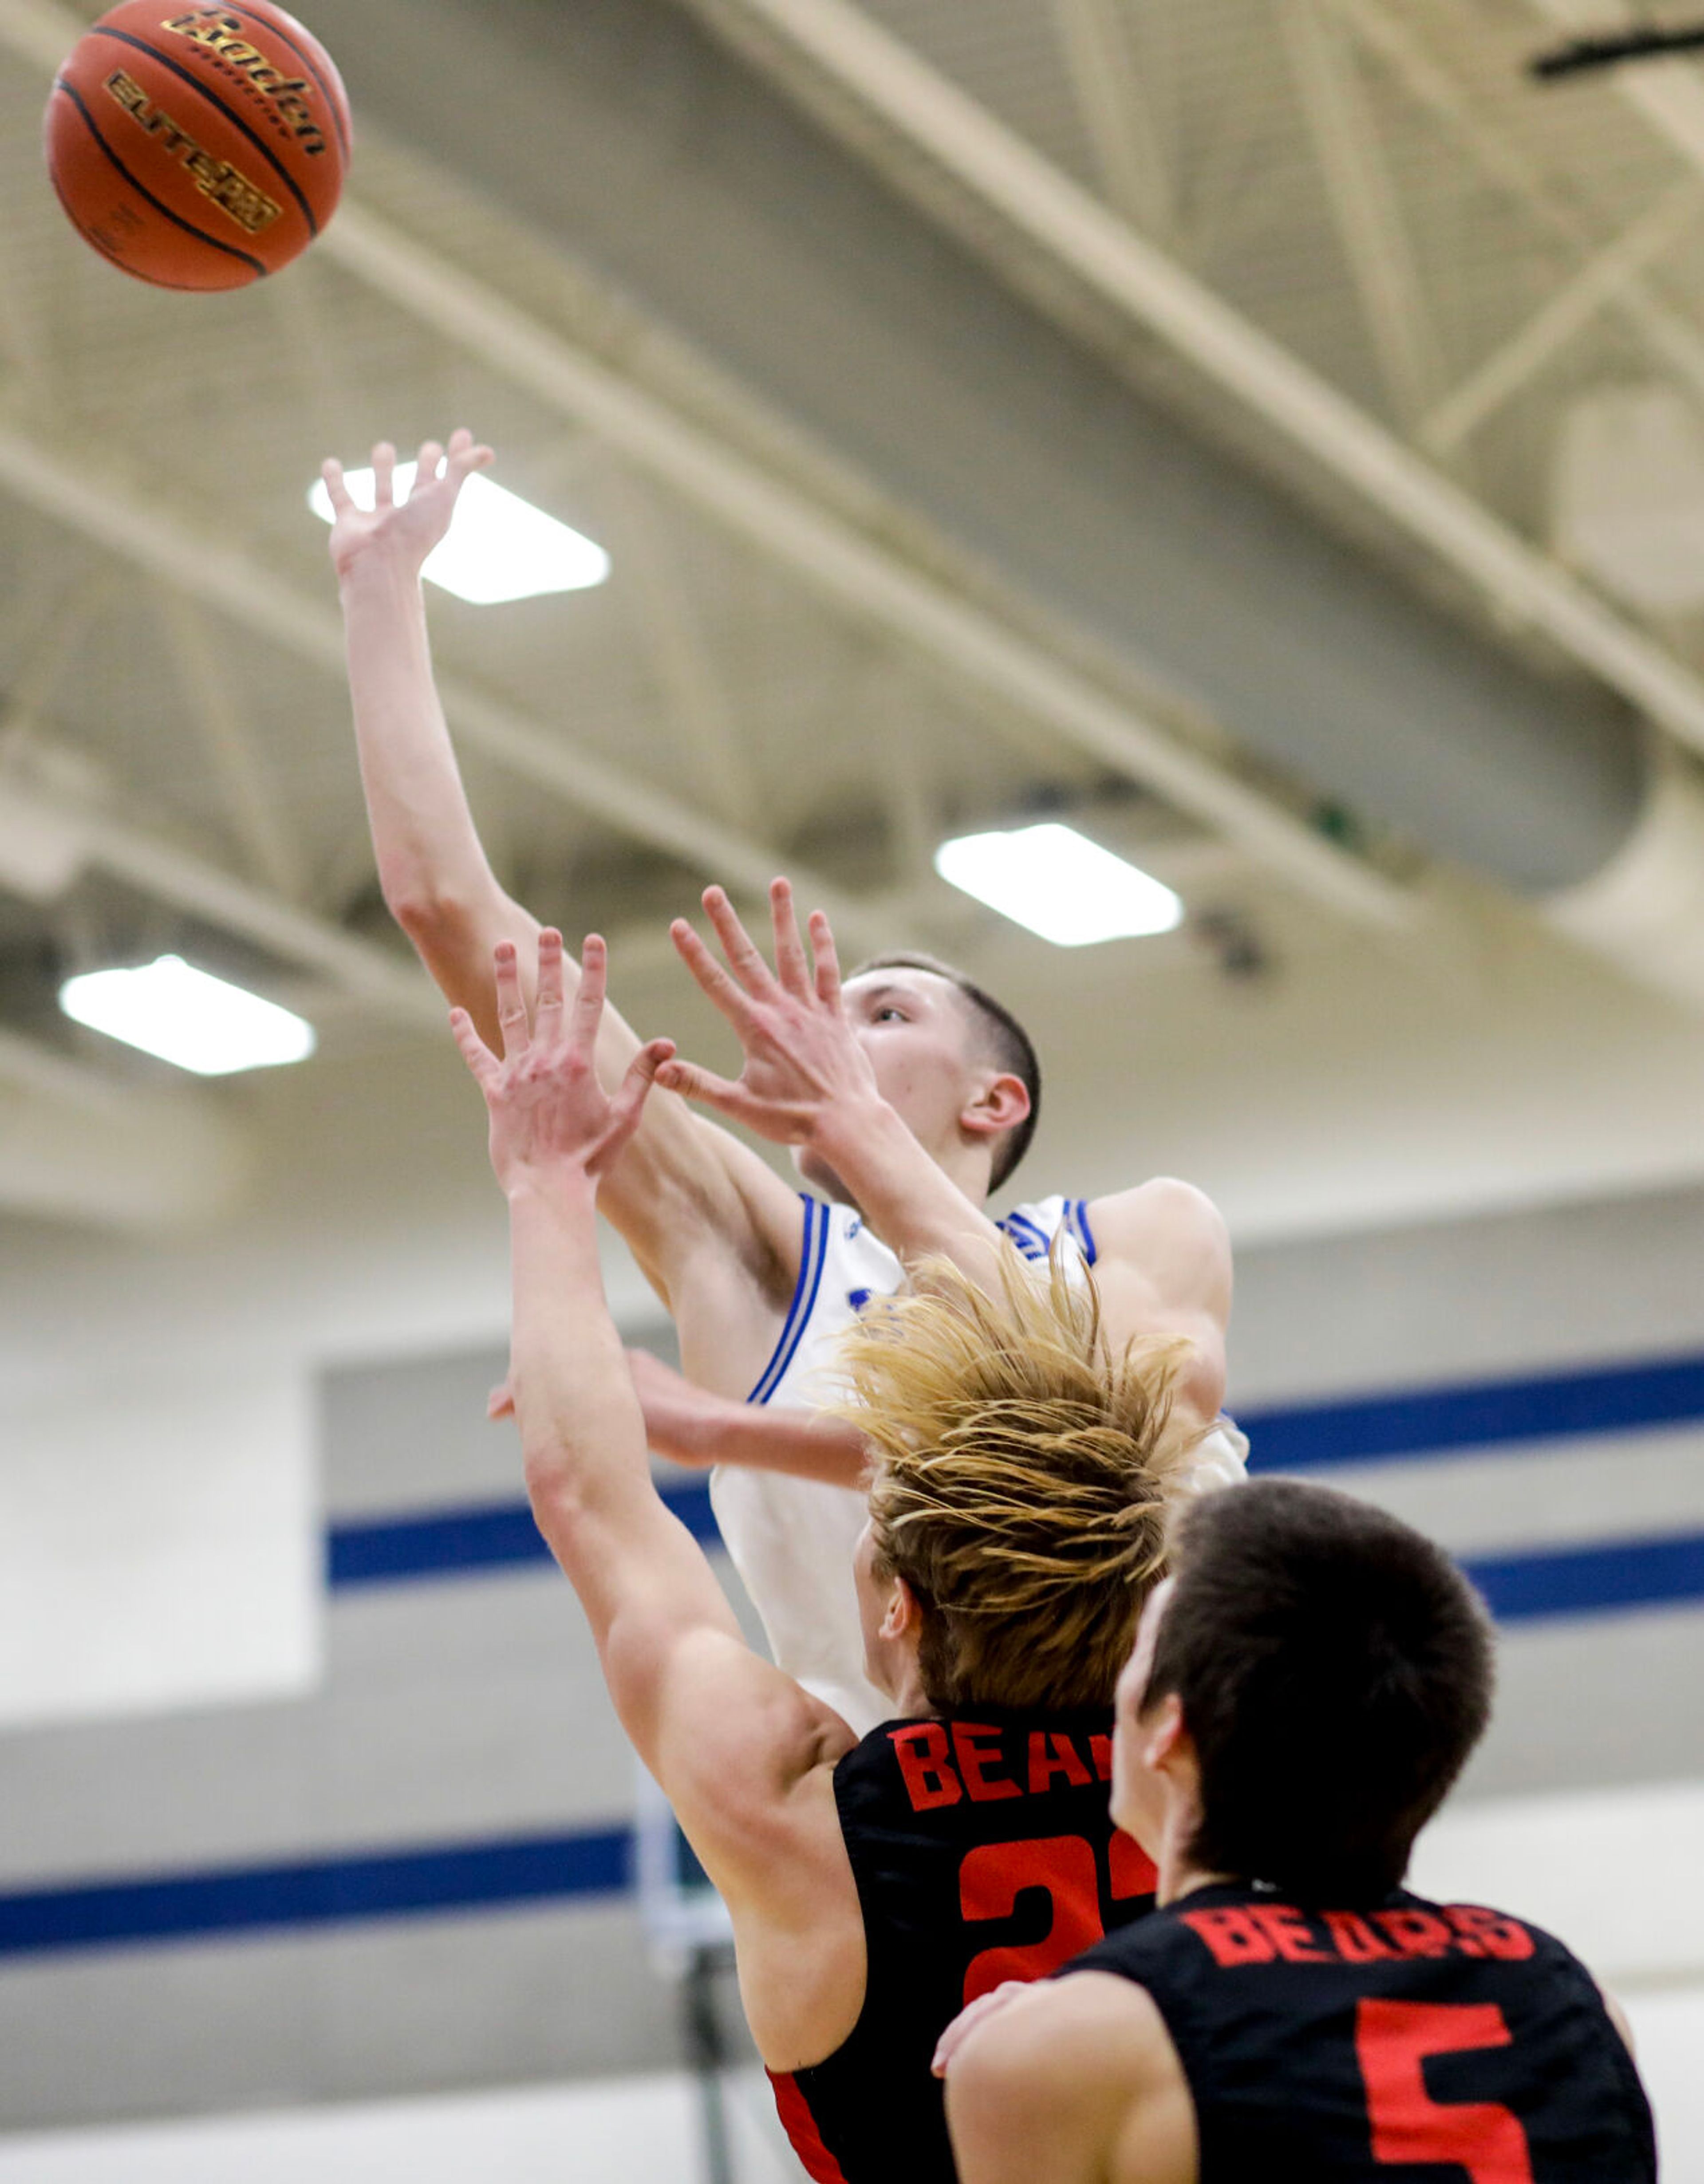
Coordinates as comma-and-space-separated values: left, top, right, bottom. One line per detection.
1357, 1999, 1536, 2183
959, 1832, 1153, 2006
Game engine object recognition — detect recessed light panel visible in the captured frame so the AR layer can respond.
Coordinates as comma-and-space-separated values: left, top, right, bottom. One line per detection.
59, 956, 316, 1076
934, 823, 1184, 946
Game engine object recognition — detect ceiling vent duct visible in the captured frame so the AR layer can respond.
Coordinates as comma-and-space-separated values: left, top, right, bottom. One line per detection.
1553, 384, 1704, 615
1542, 747, 1704, 1011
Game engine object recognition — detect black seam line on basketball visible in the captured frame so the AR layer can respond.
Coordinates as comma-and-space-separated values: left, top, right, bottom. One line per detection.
52, 78, 264, 276
52, 179, 225, 289
89, 25, 316, 236
229, 4, 350, 162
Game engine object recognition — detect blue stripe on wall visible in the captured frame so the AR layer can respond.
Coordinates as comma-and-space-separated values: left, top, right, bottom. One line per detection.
1464, 1531, 1704, 1624
0, 1827, 632, 1960
1239, 1351, 1704, 1471
328, 1481, 718, 1587
5, 1528, 1702, 1964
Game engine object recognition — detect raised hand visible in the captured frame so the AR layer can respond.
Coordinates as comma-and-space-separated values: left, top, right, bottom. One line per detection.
451, 929, 674, 1190
321, 427, 493, 583
658, 879, 880, 1146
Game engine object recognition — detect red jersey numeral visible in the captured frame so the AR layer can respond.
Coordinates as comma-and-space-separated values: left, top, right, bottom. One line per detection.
1357, 1999, 1536, 2182
958, 1834, 1104, 2005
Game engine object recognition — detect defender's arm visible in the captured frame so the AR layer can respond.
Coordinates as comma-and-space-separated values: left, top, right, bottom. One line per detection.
630, 1349, 870, 1488
459, 932, 855, 1929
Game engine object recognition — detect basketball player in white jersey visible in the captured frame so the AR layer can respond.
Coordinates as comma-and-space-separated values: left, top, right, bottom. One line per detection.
325, 428, 1242, 1728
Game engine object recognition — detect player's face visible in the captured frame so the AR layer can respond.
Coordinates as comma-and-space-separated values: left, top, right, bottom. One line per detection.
795, 970, 984, 1195
1109, 1579, 1175, 1852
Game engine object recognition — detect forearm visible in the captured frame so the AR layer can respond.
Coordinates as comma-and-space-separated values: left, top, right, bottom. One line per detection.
509, 1171, 647, 1520
340, 558, 506, 924
642, 1365, 869, 1487
814, 1096, 1009, 1282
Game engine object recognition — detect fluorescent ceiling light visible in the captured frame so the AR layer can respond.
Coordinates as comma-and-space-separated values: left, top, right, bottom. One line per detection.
934, 822, 1184, 946
307, 465, 609, 605
59, 956, 316, 1076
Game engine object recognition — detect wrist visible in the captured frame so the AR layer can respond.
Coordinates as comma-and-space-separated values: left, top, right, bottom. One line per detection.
505, 1161, 598, 1211
337, 553, 426, 608
809, 1091, 909, 1173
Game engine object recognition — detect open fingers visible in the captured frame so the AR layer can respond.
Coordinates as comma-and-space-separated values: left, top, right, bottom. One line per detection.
492, 940, 531, 1059
599, 1038, 674, 1163
372, 441, 396, 509
448, 427, 494, 480
569, 933, 606, 1054
414, 439, 445, 493
652, 1053, 745, 1116
670, 917, 761, 1033
534, 928, 567, 1043
450, 1005, 500, 1091
808, 908, 843, 1011
320, 456, 354, 517
769, 878, 812, 999
702, 887, 778, 999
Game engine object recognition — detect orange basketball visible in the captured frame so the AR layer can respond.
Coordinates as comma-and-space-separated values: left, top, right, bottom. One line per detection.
43, 1, 351, 291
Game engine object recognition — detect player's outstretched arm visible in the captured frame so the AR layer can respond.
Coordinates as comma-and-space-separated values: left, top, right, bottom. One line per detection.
943, 1974, 1195, 2184
629, 1349, 870, 1486
453, 930, 856, 1946
327, 435, 804, 1351
660, 879, 1018, 1289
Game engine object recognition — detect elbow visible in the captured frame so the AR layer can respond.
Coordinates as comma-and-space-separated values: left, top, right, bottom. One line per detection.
383, 877, 473, 951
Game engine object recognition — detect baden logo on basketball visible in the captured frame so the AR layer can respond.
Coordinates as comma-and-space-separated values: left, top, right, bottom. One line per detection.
104, 67, 281, 233
160, 9, 328, 155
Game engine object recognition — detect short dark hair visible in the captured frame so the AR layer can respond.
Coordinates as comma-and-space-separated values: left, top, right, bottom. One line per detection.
1143, 1479, 1494, 1903
848, 952, 1041, 1191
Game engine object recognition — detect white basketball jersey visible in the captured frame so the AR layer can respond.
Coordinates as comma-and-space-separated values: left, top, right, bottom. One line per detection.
710, 1193, 1249, 1735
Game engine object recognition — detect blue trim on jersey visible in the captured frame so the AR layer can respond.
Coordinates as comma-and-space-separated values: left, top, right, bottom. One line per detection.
747, 1194, 831, 1406
999, 1209, 1050, 1261
1070, 1198, 1098, 1266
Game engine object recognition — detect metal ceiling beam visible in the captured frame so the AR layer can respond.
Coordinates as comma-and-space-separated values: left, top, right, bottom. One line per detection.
0, 768, 443, 1026
1050, 0, 1175, 239
0, 0, 1417, 932
155, 586, 311, 905
1333, 0, 1704, 423
315, 199, 1416, 932
0, 420, 881, 948
676, 0, 1704, 763
1278, 0, 1446, 430
1421, 182, 1702, 456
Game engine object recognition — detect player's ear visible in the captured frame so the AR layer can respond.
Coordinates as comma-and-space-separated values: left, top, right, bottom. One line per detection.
960, 1071, 1030, 1143
881, 1570, 924, 1644
1140, 1691, 1189, 1774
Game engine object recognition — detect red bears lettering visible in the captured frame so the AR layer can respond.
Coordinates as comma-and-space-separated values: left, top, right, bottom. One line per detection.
1326, 1912, 1400, 1963
1376, 1908, 1455, 1959
889, 1723, 962, 1811
952, 1723, 1022, 1802
1180, 1906, 1278, 1966
1250, 1905, 1332, 1963
1027, 1731, 1093, 1794
1447, 1906, 1536, 1962
1089, 1734, 1115, 1782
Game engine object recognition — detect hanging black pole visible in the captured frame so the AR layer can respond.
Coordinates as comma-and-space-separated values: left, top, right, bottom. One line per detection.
1531, 24, 1704, 79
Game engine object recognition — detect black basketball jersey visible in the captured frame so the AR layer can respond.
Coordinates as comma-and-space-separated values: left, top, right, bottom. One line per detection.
1070, 1880, 1656, 2182
769, 1708, 1156, 2184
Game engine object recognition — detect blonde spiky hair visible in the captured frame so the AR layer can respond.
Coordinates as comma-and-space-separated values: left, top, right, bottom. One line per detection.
834, 1248, 1202, 1712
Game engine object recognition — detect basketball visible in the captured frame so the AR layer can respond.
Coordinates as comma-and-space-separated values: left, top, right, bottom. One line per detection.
43, 1, 351, 291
